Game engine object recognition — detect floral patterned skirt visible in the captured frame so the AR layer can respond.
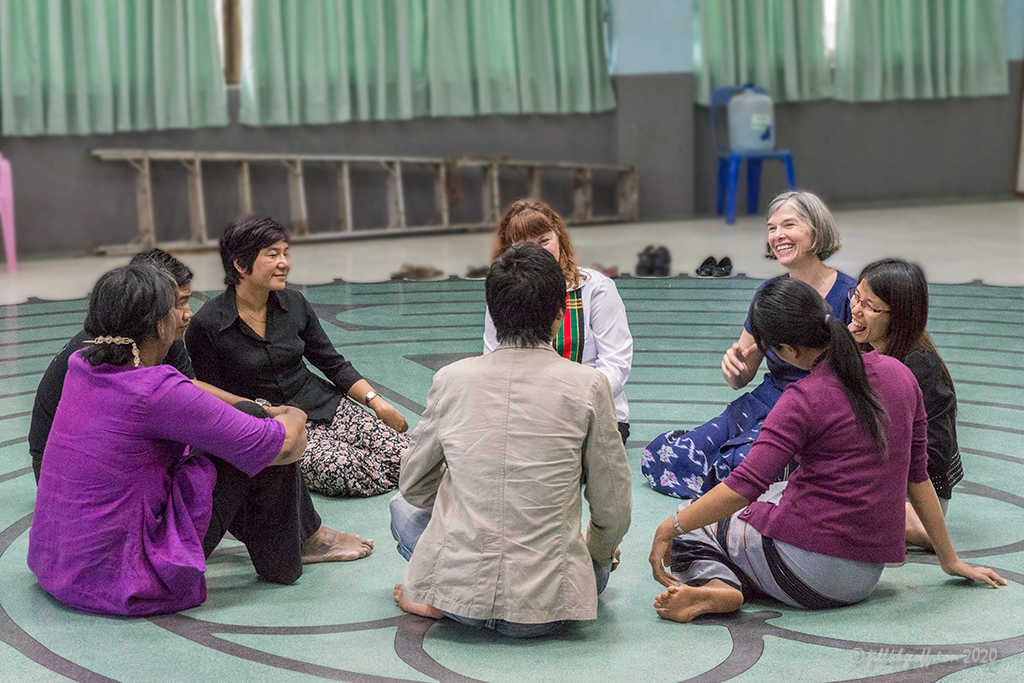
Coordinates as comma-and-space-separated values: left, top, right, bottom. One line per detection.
299, 399, 410, 497
641, 375, 782, 498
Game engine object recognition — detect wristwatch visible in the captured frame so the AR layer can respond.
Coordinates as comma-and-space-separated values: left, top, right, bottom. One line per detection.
254, 398, 270, 407
364, 391, 379, 405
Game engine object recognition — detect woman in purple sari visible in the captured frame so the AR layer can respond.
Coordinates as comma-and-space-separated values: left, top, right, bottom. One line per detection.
28, 264, 311, 616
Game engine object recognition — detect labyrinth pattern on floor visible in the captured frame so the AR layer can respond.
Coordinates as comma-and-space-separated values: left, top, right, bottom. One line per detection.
1, 276, 1022, 682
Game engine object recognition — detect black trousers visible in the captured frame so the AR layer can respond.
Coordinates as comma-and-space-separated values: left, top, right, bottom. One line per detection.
617, 421, 630, 446
201, 401, 322, 584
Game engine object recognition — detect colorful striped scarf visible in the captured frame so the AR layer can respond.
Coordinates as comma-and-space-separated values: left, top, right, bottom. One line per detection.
553, 289, 584, 362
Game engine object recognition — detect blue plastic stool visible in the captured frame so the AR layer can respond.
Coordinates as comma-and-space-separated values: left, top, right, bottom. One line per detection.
710, 85, 796, 224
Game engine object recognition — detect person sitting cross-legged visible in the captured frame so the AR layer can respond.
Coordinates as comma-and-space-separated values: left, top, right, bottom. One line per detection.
28, 248, 369, 566
390, 242, 632, 638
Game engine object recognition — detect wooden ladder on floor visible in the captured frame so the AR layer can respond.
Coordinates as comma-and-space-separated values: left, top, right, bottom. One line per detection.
91, 149, 639, 255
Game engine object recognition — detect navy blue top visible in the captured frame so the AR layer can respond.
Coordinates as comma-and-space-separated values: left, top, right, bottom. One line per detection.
745, 271, 857, 390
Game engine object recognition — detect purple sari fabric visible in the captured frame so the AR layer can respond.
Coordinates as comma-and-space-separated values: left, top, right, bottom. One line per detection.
28, 351, 284, 616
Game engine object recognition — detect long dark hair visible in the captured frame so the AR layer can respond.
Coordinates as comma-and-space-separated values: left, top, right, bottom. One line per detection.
858, 258, 955, 401
82, 264, 176, 367
749, 276, 888, 457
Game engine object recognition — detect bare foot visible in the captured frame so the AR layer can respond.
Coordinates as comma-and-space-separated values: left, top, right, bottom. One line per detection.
393, 584, 443, 619
301, 525, 374, 564
905, 501, 934, 550
653, 580, 743, 622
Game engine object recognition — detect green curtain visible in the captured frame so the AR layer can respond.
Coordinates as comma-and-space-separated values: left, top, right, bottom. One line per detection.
0, 0, 227, 136
239, 0, 615, 126
835, 0, 1008, 101
696, 0, 832, 105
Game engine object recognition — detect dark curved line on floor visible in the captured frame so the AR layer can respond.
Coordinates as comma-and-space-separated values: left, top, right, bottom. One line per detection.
630, 399, 727, 406
929, 330, 1022, 340
0, 370, 45, 381
0, 513, 118, 682
0, 322, 84, 333
958, 421, 1024, 436
930, 481, 1024, 559
0, 354, 58, 366
626, 382, 727, 389
959, 399, 1024, 411
0, 336, 69, 349
373, 383, 425, 416
0, 467, 30, 484
148, 613, 420, 682
954, 379, 1024, 389
629, 350, 727, 356
939, 343, 1024, 353
928, 316, 1023, 326
946, 360, 1024, 371
633, 364, 721, 370
680, 610, 772, 683
348, 287, 483, 297
151, 612, 403, 636
0, 308, 86, 321
932, 303, 1024, 311
685, 593, 1024, 683
393, 614, 485, 683
333, 338, 480, 348
929, 291, 1024, 300
326, 322, 481, 332
0, 389, 34, 400
963, 448, 1024, 465
0, 436, 27, 448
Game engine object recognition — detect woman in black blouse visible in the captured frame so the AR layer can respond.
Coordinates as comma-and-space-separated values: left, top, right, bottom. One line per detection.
186, 216, 409, 497
847, 258, 962, 550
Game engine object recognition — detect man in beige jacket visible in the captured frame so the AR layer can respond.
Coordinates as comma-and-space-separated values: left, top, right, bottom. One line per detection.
389, 242, 632, 637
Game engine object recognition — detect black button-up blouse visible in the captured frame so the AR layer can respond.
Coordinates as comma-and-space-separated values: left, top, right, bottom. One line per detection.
184, 287, 362, 423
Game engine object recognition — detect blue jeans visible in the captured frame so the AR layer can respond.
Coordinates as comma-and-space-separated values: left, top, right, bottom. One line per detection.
389, 493, 610, 638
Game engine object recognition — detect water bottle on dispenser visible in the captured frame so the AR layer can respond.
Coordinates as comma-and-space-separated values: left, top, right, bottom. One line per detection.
727, 86, 774, 152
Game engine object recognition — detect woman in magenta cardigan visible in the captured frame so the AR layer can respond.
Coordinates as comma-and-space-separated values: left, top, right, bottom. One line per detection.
646, 276, 1003, 622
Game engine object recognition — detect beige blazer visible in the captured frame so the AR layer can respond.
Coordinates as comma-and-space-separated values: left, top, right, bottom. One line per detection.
400, 344, 632, 624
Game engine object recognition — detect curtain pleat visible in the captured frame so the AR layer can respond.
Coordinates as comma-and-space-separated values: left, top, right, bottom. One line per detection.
696, 0, 833, 105
239, 0, 615, 126
0, 0, 227, 136
834, 0, 1008, 101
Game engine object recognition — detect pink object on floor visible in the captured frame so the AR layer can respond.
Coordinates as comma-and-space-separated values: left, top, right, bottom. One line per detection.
0, 153, 15, 271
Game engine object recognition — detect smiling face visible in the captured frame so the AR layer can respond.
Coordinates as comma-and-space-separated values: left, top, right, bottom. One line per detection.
516, 230, 561, 261
848, 279, 891, 350
766, 202, 817, 268
237, 240, 290, 291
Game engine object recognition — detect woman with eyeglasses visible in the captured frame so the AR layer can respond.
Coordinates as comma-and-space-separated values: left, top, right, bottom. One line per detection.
850, 259, 962, 550
643, 191, 856, 499
646, 277, 1003, 623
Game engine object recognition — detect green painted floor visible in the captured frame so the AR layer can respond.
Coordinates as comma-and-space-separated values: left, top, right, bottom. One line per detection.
1, 276, 1022, 682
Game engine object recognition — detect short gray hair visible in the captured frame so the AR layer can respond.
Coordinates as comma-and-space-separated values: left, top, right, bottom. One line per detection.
764, 191, 841, 261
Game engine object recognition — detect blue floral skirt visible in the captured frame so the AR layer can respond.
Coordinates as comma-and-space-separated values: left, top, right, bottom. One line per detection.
642, 376, 783, 498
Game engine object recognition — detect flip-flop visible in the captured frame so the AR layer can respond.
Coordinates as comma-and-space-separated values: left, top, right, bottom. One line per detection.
696, 256, 717, 277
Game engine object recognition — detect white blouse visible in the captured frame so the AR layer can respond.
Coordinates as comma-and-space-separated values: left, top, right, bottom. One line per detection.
484, 267, 633, 422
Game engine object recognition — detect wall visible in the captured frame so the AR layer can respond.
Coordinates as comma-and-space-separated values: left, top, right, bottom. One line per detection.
1, 96, 617, 254
1, 0, 1021, 254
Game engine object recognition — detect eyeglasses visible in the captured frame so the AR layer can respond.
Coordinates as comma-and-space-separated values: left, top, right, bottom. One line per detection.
848, 287, 890, 314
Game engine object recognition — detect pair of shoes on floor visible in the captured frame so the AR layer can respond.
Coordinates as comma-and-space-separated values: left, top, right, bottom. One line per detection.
390, 263, 444, 281
636, 245, 671, 277
696, 256, 733, 277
